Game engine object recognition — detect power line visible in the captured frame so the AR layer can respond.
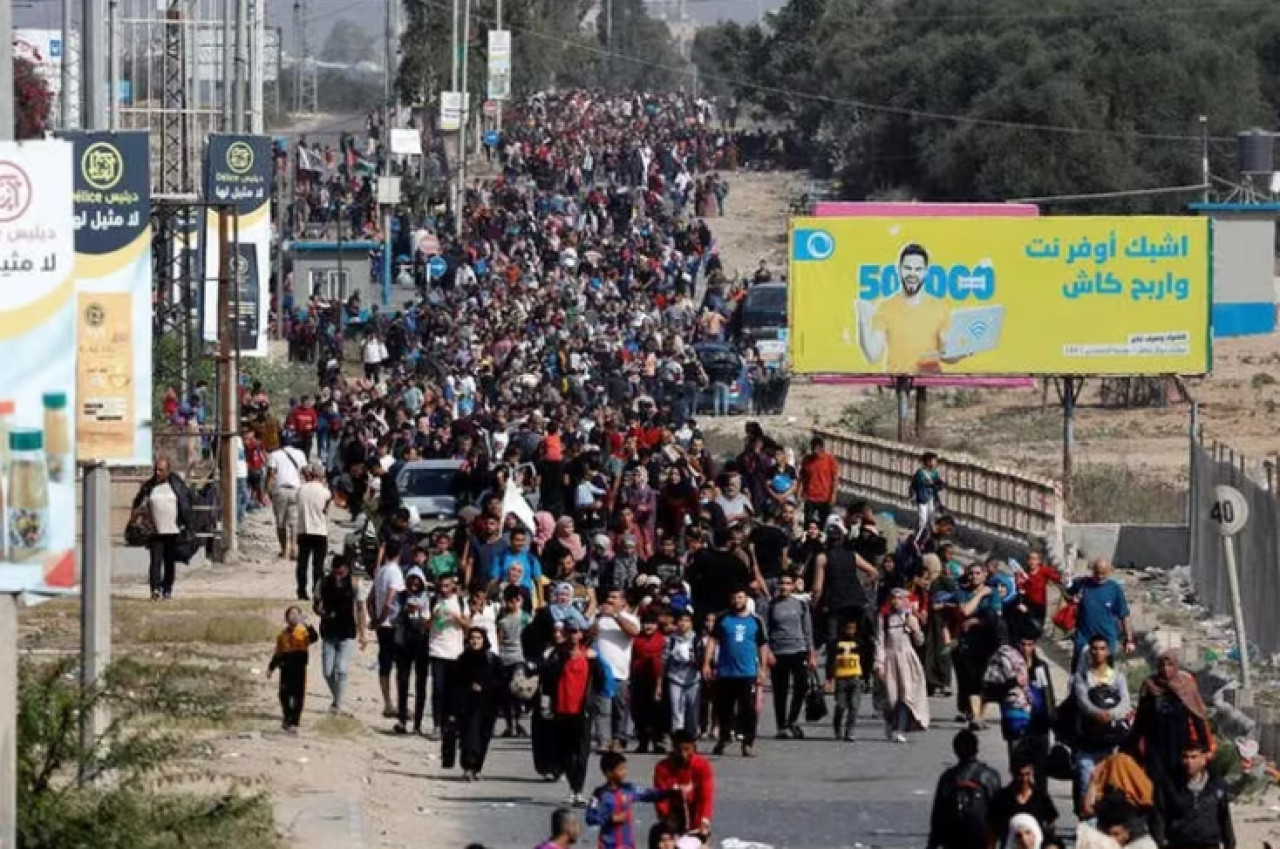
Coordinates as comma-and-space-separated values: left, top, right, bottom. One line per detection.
655, 0, 1280, 24
418, 0, 1237, 144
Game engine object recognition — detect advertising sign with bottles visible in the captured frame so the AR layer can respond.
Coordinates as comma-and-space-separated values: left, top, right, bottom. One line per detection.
0, 140, 78, 594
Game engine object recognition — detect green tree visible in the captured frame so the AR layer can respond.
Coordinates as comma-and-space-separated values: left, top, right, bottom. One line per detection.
320, 19, 377, 65
18, 658, 274, 849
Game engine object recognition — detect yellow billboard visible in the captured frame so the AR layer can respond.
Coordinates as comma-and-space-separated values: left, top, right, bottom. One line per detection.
788, 216, 1211, 375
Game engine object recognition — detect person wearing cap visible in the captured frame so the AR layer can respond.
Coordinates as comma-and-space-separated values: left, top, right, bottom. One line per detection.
295, 461, 332, 601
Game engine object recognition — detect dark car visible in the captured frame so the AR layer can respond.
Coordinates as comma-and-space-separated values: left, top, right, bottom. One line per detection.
736, 281, 788, 359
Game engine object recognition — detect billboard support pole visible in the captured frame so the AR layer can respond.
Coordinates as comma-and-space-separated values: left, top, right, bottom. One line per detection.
78, 461, 111, 783
895, 377, 910, 443
1062, 376, 1076, 504
915, 385, 927, 438
0, 7, 17, 840
217, 209, 238, 561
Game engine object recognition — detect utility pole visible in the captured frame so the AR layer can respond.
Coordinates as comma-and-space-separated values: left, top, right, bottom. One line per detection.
61, 0, 74, 127
459, 0, 471, 207
107, 0, 119, 129
78, 0, 112, 802
233, 0, 247, 132
0, 5, 18, 845
495, 0, 503, 133
222, 0, 235, 128
248, 0, 263, 133
1200, 115, 1210, 205
449, 0, 461, 234
217, 209, 238, 559
275, 154, 288, 339
382, 0, 394, 306
82, 0, 106, 128
606, 0, 613, 83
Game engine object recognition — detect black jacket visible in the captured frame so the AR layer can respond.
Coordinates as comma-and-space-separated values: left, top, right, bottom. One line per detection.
1155, 774, 1235, 849
132, 473, 193, 530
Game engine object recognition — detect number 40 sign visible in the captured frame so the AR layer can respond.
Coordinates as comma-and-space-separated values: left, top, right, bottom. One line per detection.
1210, 484, 1249, 537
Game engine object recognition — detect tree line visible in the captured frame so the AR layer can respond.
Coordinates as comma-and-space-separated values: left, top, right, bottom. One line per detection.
692, 0, 1280, 209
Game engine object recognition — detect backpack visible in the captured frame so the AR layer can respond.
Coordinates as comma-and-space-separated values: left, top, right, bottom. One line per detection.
944, 767, 992, 846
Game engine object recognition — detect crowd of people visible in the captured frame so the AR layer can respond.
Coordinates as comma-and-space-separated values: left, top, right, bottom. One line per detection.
122, 89, 1243, 849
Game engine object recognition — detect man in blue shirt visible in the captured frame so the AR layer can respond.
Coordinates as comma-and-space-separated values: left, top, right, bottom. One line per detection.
1068, 558, 1135, 668
702, 588, 769, 758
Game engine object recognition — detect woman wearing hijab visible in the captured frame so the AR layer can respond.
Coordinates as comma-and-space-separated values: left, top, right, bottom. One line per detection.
874, 587, 931, 743
448, 627, 505, 781
1006, 813, 1044, 849
1131, 649, 1213, 784
656, 465, 700, 545
533, 511, 558, 558
523, 583, 592, 660
619, 466, 657, 554
543, 516, 587, 566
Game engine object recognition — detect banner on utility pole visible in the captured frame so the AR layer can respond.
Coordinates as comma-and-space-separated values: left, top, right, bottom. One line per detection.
0, 139, 78, 594
440, 91, 469, 131
487, 30, 511, 101
62, 130, 154, 465
201, 134, 274, 357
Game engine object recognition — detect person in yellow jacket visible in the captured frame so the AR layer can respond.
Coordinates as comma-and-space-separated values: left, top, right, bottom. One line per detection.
268, 605, 319, 734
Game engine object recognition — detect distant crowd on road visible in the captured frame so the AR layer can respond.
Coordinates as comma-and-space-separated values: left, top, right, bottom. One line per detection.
130, 87, 1238, 849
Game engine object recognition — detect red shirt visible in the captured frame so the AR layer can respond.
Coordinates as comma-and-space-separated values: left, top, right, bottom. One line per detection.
800, 453, 839, 503
288, 405, 318, 435
630, 630, 665, 681
1018, 565, 1064, 607
555, 649, 590, 717
653, 754, 715, 830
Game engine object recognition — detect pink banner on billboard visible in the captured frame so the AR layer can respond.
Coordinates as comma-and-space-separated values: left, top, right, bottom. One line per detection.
810, 201, 1039, 218
811, 375, 1037, 389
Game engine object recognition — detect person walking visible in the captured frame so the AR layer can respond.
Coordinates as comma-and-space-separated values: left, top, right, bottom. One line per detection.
812, 519, 877, 689
267, 605, 319, 734
393, 566, 433, 735
131, 455, 193, 601
313, 554, 366, 714
266, 436, 307, 561
664, 608, 703, 738
702, 588, 769, 758
428, 573, 470, 739
592, 588, 640, 752
798, 436, 839, 529
909, 451, 945, 529
766, 569, 815, 739
295, 462, 331, 600
651, 729, 715, 849
1066, 558, 1135, 670
1071, 634, 1133, 817
542, 622, 602, 807
450, 627, 505, 781
926, 730, 1003, 849
875, 587, 930, 743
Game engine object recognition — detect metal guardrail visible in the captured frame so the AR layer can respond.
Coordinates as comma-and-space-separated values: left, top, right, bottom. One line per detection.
814, 427, 1065, 554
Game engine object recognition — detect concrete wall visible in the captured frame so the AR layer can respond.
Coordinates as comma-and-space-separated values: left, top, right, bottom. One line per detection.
1064, 523, 1189, 569
1190, 205, 1279, 337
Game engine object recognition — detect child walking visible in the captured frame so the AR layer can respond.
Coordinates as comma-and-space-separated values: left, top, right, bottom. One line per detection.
585, 752, 663, 849
268, 605, 319, 733
663, 608, 702, 737
497, 585, 533, 737
831, 617, 866, 742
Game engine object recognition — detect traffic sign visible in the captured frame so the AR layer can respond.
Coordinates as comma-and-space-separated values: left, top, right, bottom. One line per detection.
483, 130, 500, 148
1211, 484, 1248, 537
427, 256, 448, 280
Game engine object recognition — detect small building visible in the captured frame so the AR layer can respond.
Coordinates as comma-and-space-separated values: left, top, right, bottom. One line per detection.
289, 240, 417, 311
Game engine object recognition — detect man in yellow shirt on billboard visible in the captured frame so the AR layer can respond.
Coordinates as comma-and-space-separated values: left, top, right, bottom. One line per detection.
857, 244, 953, 373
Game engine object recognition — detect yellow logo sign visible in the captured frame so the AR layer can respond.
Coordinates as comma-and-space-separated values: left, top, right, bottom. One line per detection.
226, 141, 254, 175
81, 143, 123, 191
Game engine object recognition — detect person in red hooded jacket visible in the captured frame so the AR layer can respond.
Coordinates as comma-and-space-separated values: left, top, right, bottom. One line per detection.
650, 729, 715, 849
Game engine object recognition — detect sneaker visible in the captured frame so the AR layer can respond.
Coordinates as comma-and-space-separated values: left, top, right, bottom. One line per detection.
790, 725, 805, 740
393, 722, 407, 735
297, 591, 310, 601
636, 741, 650, 754
843, 733, 857, 743
893, 732, 908, 744
150, 590, 162, 601
328, 704, 340, 715
652, 742, 667, 754
741, 744, 756, 758
515, 722, 528, 737
161, 592, 173, 601
775, 727, 791, 740
711, 741, 727, 756
570, 793, 587, 808
501, 726, 515, 739
426, 728, 441, 741
284, 725, 299, 736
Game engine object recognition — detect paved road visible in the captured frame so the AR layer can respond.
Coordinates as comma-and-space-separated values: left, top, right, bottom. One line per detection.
407, 695, 1075, 849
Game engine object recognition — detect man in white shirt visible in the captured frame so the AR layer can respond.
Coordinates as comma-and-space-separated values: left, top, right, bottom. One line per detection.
266, 438, 307, 560
295, 462, 331, 601
372, 553, 406, 719
232, 427, 249, 525
362, 334, 386, 382
592, 588, 640, 751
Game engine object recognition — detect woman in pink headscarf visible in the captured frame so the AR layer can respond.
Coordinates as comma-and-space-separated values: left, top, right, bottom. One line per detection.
533, 511, 557, 556
543, 516, 587, 566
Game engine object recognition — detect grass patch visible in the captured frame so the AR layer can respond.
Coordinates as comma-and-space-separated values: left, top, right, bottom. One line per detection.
1068, 464, 1186, 524
1250, 372, 1276, 390
837, 394, 898, 438
977, 408, 1060, 443
138, 614, 278, 646
942, 388, 983, 409
313, 714, 365, 738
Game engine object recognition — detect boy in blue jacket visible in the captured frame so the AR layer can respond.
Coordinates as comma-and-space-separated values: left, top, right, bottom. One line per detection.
585, 751, 663, 849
